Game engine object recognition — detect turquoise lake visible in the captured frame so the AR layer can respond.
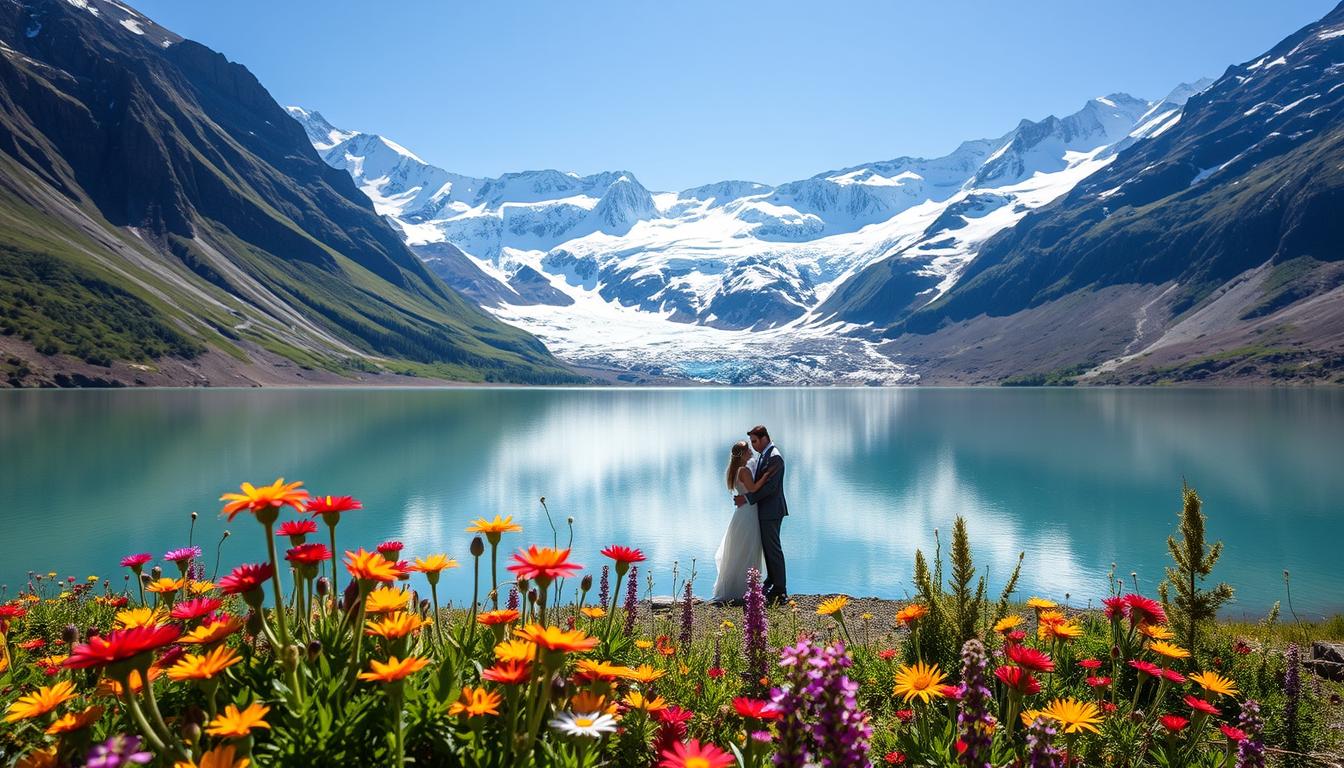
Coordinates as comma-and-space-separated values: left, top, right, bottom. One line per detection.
1, 387, 1340, 616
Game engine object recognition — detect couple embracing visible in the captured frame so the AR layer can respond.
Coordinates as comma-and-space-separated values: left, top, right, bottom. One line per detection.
710, 425, 789, 606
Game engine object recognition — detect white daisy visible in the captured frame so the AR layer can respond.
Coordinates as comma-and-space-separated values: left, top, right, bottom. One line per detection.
549, 710, 618, 738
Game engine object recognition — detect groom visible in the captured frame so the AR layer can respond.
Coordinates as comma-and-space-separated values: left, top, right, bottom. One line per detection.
735, 425, 788, 604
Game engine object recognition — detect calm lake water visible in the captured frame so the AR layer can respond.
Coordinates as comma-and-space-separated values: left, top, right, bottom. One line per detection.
1, 387, 1341, 616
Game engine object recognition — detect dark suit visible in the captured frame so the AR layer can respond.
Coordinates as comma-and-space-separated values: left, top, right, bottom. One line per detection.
746, 445, 787, 598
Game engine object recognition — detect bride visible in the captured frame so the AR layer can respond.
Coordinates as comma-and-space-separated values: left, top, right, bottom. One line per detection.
711, 440, 777, 605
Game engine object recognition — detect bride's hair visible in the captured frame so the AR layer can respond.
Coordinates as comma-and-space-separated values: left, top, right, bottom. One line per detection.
726, 440, 749, 491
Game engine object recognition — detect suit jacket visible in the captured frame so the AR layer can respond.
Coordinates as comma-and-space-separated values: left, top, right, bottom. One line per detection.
746, 449, 788, 521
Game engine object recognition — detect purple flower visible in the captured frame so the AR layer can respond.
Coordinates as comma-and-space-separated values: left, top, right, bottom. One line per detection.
771, 637, 816, 768
506, 586, 519, 612
808, 642, 872, 768
598, 564, 610, 608
744, 566, 769, 682
770, 636, 872, 768
1025, 716, 1064, 768
679, 579, 695, 650
622, 565, 639, 636
957, 639, 994, 768
87, 735, 153, 768
1236, 699, 1265, 768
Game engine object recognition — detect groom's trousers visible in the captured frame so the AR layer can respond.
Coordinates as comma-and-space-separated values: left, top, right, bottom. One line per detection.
760, 517, 787, 597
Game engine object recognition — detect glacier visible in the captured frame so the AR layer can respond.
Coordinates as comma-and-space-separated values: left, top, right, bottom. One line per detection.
285, 84, 1207, 384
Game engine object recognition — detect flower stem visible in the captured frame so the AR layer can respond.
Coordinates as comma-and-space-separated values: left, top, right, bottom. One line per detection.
263, 524, 291, 648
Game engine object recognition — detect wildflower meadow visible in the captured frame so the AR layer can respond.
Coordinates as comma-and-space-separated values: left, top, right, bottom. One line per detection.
0, 479, 1339, 767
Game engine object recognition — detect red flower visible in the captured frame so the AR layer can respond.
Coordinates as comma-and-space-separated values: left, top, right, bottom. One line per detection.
955, 739, 968, 755
481, 659, 531, 685
1102, 596, 1128, 620
1124, 594, 1167, 626
660, 739, 735, 768
277, 519, 318, 537
1004, 630, 1027, 644
0, 605, 27, 620
1219, 724, 1246, 742
1006, 643, 1055, 673
732, 697, 782, 720
601, 545, 646, 565
707, 667, 724, 678
218, 563, 275, 595
655, 707, 695, 726
64, 625, 181, 669
1078, 658, 1103, 670
1086, 676, 1112, 688
1129, 660, 1162, 676
1161, 668, 1186, 684
286, 543, 333, 565
1185, 695, 1219, 715
18, 638, 45, 651
1101, 701, 1118, 714
995, 665, 1041, 694
884, 752, 907, 765
306, 495, 362, 515
894, 709, 914, 723
157, 644, 186, 669
507, 546, 582, 583
939, 684, 962, 701
1160, 715, 1189, 733
878, 649, 898, 661
170, 597, 223, 621
1233, 640, 1252, 655
120, 553, 153, 569
377, 541, 404, 556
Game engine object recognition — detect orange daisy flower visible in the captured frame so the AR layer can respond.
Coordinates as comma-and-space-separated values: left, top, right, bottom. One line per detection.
5, 681, 75, 722
358, 655, 430, 683
575, 659, 632, 681
465, 515, 523, 542
477, 609, 521, 626
205, 702, 270, 738
515, 623, 599, 654
167, 646, 241, 681
895, 603, 929, 626
220, 478, 309, 522
345, 549, 403, 584
364, 612, 431, 639
180, 616, 245, 646
494, 639, 538, 663
45, 705, 103, 735
448, 685, 502, 717
620, 664, 668, 684
409, 554, 459, 574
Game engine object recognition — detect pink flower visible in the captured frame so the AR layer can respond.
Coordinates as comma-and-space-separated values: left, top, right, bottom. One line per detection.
120, 553, 153, 569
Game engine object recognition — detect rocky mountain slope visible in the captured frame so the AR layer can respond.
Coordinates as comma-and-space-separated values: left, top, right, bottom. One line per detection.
884, 2, 1344, 384
0, 0, 577, 386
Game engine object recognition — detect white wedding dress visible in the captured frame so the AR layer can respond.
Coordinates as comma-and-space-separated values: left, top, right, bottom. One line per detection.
711, 459, 765, 603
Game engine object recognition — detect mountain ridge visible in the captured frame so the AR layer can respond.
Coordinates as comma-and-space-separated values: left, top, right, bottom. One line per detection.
0, 0, 579, 387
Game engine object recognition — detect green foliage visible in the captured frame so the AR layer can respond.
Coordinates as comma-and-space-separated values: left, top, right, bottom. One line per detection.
948, 517, 987, 647
1159, 483, 1234, 655
0, 246, 204, 364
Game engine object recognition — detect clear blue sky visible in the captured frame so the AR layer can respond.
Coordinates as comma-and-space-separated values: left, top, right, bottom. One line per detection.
131, 0, 1338, 191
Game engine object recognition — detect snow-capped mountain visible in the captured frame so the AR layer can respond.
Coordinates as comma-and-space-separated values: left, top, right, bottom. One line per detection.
287, 87, 1206, 383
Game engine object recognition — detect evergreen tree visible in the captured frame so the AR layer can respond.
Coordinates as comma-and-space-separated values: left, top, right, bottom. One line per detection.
1160, 483, 1234, 655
